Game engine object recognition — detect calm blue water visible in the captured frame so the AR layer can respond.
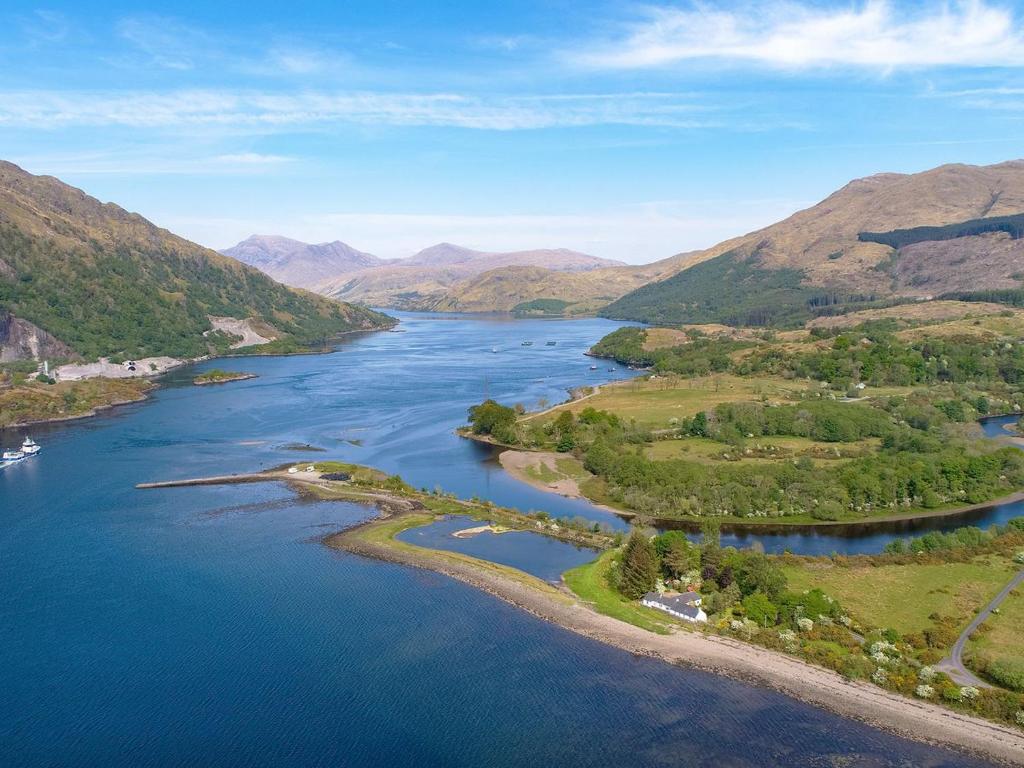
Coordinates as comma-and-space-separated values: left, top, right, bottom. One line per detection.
396, 514, 598, 582
0, 313, 996, 766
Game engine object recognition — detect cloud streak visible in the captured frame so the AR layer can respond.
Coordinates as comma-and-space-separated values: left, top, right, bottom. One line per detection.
0, 89, 727, 131
572, 0, 1024, 71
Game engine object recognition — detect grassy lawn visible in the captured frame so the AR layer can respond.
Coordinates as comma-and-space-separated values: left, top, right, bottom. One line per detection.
964, 581, 1024, 670
563, 550, 676, 634
526, 374, 816, 430
520, 454, 590, 485
782, 556, 1017, 635
312, 460, 391, 484
644, 435, 878, 465
524, 462, 561, 484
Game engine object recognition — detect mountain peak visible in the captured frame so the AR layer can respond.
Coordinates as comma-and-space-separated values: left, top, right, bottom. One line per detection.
220, 235, 382, 289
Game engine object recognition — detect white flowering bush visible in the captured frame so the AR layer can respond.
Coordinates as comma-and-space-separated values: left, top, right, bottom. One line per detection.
730, 619, 744, 631
869, 640, 899, 656
838, 615, 852, 627
796, 617, 814, 632
778, 629, 796, 642
960, 686, 979, 701
817, 615, 833, 626
918, 666, 936, 683
1015, 551, 1024, 564
1016, 711, 1024, 727
871, 668, 888, 685
915, 685, 935, 699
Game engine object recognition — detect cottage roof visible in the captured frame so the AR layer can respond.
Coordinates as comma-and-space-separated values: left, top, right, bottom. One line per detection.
641, 592, 703, 618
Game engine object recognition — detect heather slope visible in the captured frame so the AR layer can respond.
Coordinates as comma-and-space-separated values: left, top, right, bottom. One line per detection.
606, 160, 1024, 326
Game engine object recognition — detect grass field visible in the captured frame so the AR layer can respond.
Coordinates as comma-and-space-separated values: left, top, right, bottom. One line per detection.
0, 377, 153, 427
964, 582, 1024, 670
644, 435, 879, 465
534, 374, 817, 430
563, 550, 676, 634
782, 556, 1017, 635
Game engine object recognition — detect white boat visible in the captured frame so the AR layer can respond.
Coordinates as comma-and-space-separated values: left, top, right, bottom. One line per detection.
2, 437, 41, 467
491, 347, 498, 354
1, 449, 25, 467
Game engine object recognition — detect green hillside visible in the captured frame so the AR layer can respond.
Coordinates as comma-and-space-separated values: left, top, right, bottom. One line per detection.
601, 251, 880, 327
0, 162, 392, 360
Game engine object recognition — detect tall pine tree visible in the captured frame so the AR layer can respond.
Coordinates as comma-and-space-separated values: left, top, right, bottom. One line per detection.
619, 531, 659, 599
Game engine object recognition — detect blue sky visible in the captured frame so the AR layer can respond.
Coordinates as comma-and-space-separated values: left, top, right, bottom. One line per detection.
2, 1, 1024, 262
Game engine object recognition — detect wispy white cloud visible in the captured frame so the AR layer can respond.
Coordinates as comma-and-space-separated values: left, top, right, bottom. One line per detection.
115, 16, 213, 70
571, 0, 1024, 71
211, 152, 292, 165
0, 89, 730, 131
19, 9, 70, 45
11, 150, 295, 176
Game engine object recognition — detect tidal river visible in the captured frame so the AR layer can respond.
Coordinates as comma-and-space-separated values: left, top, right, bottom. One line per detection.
0, 313, 995, 766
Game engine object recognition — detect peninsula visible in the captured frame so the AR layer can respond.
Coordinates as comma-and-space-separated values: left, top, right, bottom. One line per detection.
139, 460, 1024, 765
463, 301, 1024, 529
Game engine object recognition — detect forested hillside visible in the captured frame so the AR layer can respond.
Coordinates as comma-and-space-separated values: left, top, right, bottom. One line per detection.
0, 161, 392, 361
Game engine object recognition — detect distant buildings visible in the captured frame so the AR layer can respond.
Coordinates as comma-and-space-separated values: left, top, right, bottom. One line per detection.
641, 591, 708, 623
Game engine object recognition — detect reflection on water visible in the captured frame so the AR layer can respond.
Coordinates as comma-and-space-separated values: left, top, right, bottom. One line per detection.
0, 312, 997, 767
396, 514, 598, 582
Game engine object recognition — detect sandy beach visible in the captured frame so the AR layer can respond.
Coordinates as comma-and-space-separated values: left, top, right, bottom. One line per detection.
328, 513, 1024, 767
498, 450, 584, 498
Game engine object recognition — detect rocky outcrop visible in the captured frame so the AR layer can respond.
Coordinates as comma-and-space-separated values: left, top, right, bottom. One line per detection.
0, 311, 75, 362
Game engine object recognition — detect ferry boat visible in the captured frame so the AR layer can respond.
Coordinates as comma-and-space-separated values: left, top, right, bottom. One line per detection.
521, 341, 533, 347
1, 437, 40, 467
589, 365, 598, 370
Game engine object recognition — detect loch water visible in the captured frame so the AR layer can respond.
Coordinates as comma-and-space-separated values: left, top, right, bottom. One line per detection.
0, 313, 998, 766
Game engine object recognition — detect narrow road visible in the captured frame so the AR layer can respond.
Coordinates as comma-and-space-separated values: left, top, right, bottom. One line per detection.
937, 567, 1024, 688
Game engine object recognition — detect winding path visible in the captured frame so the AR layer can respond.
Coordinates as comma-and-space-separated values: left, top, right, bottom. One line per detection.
938, 568, 1024, 688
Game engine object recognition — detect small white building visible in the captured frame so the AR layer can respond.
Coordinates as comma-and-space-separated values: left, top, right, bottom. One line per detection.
641, 591, 707, 623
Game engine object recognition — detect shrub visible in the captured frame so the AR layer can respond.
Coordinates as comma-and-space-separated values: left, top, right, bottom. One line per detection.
742, 591, 779, 626
915, 684, 935, 699
987, 659, 1024, 692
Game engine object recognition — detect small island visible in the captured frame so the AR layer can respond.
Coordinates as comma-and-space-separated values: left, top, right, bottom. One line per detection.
192, 369, 257, 386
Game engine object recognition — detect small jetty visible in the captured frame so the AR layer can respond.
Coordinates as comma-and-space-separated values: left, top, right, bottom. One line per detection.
136, 473, 271, 489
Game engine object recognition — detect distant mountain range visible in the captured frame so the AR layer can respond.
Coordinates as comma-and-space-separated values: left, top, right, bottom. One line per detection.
221, 235, 383, 289
0, 161, 391, 362
220, 237, 625, 309
219, 162, 1024, 323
